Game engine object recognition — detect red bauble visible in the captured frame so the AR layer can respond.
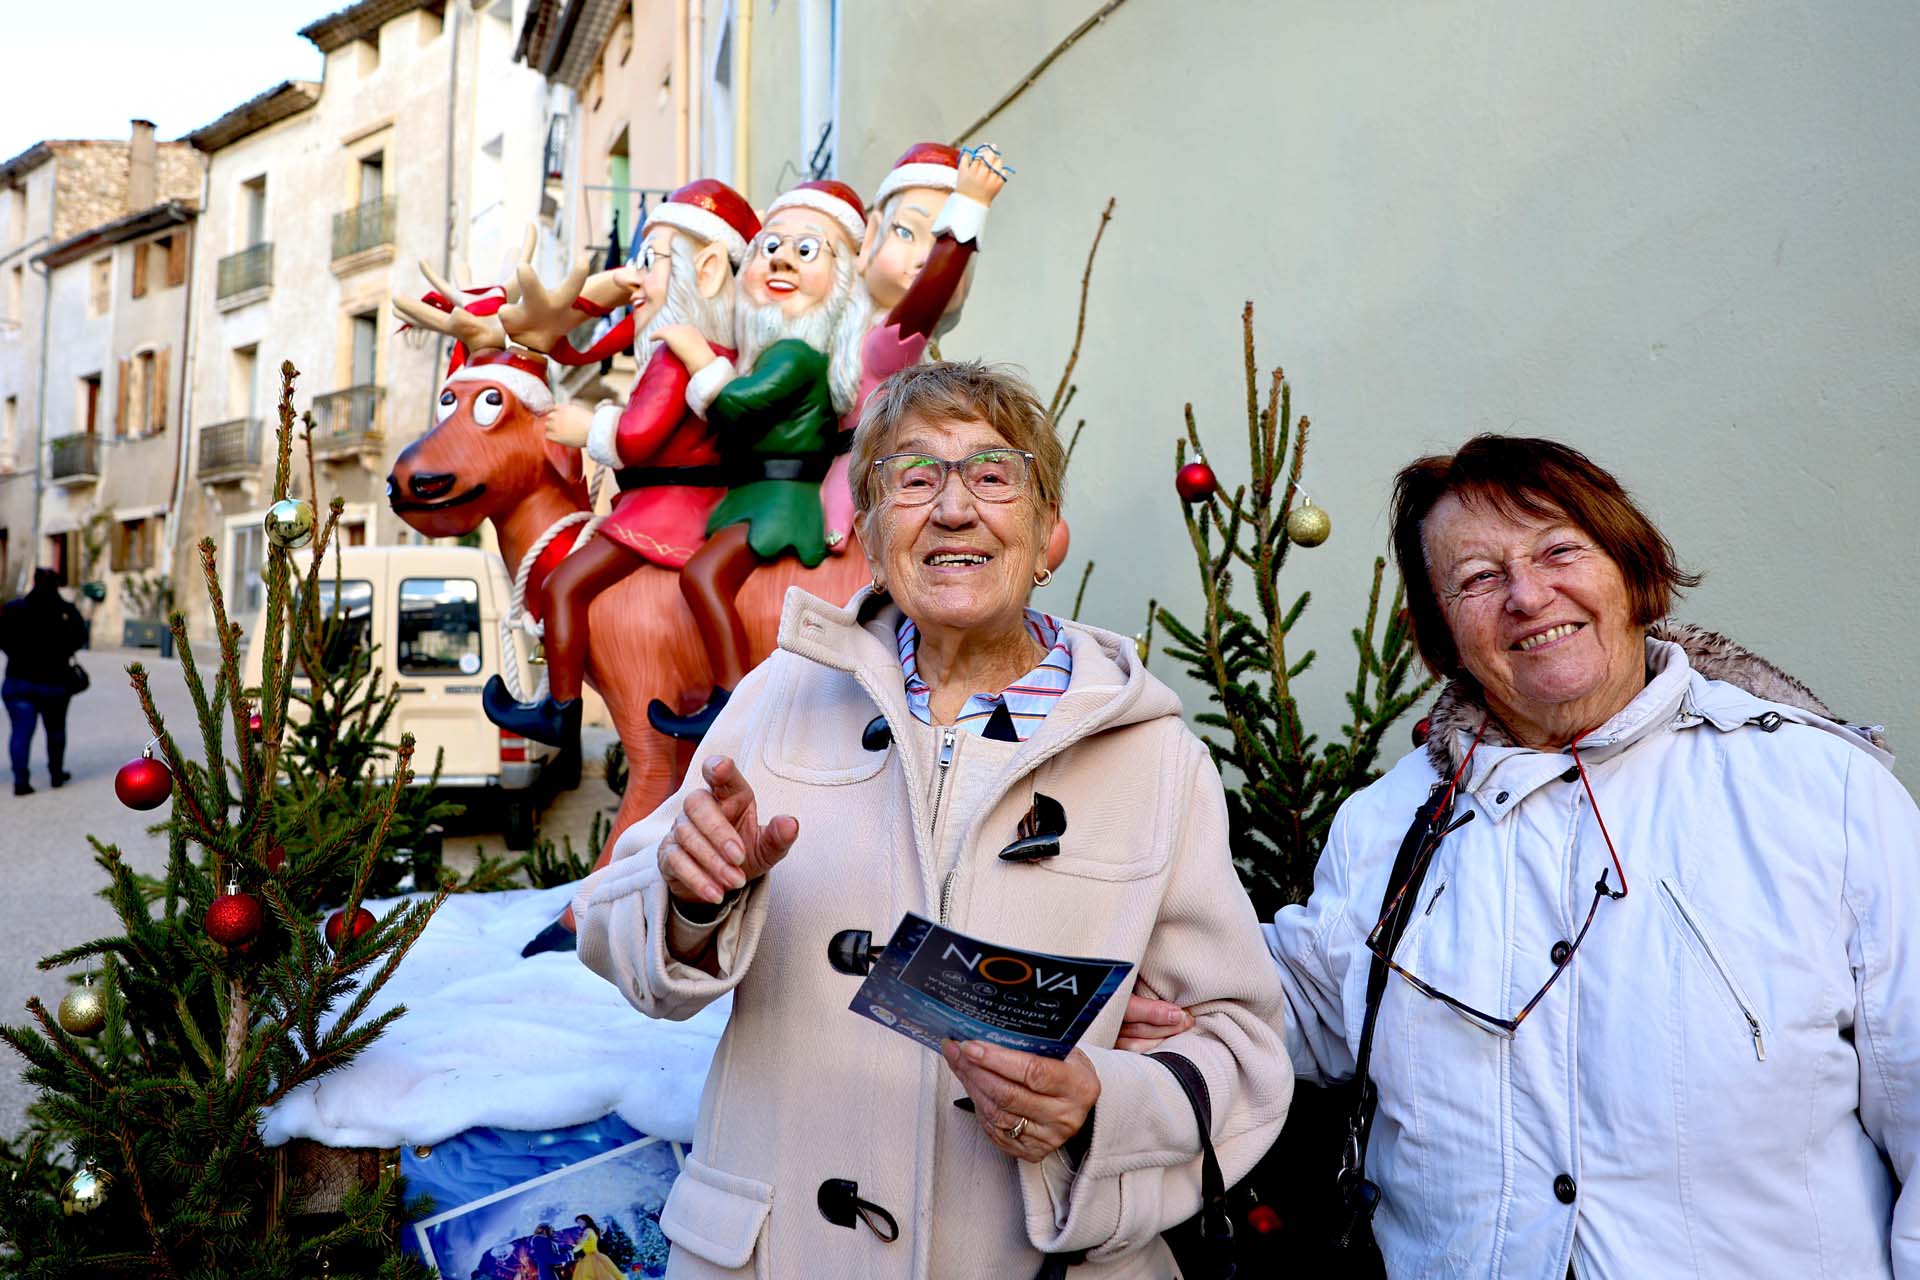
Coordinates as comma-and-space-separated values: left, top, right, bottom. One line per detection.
247, 712, 264, 735
1175, 461, 1218, 503
205, 887, 263, 947
114, 755, 173, 810
1411, 715, 1433, 747
325, 907, 376, 951
264, 841, 286, 874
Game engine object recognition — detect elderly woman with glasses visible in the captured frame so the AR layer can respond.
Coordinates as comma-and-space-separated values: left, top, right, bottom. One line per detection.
572, 360, 1293, 1279
1124, 433, 1920, 1278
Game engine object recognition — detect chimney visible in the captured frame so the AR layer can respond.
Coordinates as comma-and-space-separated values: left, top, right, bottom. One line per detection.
128, 118, 156, 211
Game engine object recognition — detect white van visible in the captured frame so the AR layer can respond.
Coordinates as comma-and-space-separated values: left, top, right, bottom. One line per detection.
242, 544, 559, 846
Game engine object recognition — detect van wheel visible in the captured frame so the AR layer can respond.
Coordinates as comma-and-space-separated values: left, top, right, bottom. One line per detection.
503, 797, 536, 851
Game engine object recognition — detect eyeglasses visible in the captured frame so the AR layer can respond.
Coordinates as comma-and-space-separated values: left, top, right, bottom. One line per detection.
871, 449, 1035, 507
752, 231, 835, 263
1365, 735, 1629, 1039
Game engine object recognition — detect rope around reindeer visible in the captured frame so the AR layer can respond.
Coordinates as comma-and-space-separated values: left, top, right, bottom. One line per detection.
497, 462, 609, 703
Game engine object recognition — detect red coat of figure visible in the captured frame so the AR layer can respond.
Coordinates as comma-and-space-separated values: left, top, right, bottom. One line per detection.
583, 338, 737, 568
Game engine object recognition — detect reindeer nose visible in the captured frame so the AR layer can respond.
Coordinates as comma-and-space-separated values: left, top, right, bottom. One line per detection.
409, 472, 456, 500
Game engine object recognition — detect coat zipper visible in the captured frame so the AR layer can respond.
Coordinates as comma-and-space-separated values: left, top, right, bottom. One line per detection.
1660, 879, 1768, 1061
932, 727, 958, 922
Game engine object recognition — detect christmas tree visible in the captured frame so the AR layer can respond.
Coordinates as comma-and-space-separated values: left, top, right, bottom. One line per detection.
597, 1215, 637, 1270
1155, 304, 1435, 917
0, 364, 441, 1276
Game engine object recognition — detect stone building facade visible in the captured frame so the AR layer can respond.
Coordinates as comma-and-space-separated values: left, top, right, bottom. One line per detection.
175, 0, 553, 641
0, 125, 202, 605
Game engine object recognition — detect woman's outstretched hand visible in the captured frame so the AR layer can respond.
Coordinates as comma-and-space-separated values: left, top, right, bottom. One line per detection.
658, 756, 799, 905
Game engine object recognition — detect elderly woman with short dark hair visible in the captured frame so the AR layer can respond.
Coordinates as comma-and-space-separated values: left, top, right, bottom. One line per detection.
574, 360, 1293, 1278
1125, 433, 1920, 1278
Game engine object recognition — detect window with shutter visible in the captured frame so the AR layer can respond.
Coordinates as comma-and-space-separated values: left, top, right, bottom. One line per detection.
166, 230, 187, 287
115, 357, 130, 433
151, 347, 169, 432
111, 521, 128, 572
131, 243, 148, 299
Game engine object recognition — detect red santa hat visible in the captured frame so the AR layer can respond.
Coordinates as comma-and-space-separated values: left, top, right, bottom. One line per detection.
444, 347, 554, 414
873, 142, 961, 209
645, 178, 761, 267
765, 179, 867, 246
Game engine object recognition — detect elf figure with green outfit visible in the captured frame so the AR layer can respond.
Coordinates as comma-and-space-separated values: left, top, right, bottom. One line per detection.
649, 178, 873, 739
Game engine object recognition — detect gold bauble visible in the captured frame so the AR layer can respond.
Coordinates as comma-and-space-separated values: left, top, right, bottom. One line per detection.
57, 985, 106, 1038
264, 498, 316, 550
61, 1164, 110, 1215
1285, 501, 1332, 547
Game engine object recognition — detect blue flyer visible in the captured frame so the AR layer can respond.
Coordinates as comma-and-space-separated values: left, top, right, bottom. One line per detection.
850, 914, 1133, 1058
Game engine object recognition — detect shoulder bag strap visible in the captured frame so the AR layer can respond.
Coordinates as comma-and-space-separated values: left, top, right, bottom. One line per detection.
1148, 1050, 1234, 1279
1339, 781, 1450, 1225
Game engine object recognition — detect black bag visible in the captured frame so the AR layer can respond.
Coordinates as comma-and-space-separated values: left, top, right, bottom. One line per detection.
1156, 782, 1456, 1279
64, 660, 89, 695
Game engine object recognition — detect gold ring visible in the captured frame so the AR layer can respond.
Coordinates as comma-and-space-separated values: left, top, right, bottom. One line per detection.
1007, 1116, 1028, 1141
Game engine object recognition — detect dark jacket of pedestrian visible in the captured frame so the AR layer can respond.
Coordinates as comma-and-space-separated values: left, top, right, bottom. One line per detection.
1, 569, 86, 686
2, 569, 87, 792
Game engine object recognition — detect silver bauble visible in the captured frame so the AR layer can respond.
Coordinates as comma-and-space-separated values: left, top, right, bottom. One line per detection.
264, 498, 316, 550
61, 1164, 110, 1215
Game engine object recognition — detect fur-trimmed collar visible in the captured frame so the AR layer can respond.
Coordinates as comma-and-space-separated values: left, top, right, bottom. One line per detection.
1423, 620, 1880, 773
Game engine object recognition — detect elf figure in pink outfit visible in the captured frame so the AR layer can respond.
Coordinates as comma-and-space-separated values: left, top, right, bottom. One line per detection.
816, 142, 1012, 553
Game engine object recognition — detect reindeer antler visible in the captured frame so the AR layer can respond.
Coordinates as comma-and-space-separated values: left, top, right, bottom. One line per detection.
394, 229, 543, 353
500, 254, 599, 355
395, 261, 509, 353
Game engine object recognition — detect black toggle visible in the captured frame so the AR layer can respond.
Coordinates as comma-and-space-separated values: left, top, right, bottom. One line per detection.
999, 792, 1068, 862
828, 929, 880, 976
817, 1178, 900, 1241
861, 716, 893, 752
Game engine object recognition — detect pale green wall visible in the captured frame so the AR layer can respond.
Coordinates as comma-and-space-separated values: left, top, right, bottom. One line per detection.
754, 0, 1920, 778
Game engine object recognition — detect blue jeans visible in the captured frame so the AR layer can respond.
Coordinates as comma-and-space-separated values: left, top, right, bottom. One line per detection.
3, 678, 71, 785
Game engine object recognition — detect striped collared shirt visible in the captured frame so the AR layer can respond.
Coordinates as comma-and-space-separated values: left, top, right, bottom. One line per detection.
897, 610, 1072, 742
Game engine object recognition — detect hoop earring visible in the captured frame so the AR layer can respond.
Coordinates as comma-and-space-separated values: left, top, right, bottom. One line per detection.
870, 577, 887, 596
1033, 567, 1053, 588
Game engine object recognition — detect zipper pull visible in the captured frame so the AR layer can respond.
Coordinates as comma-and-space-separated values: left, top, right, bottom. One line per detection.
1747, 1013, 1767, 1062
937, 727, 956, 769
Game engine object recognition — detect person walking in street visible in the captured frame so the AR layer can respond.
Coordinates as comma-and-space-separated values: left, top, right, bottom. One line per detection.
1, 568, 88, 796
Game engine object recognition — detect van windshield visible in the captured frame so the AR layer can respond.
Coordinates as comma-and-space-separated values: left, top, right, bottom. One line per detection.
398, 577, 481, 676
303, 578, 373, 671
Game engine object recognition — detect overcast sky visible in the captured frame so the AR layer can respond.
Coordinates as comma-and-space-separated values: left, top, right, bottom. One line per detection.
0, 0, 331, 161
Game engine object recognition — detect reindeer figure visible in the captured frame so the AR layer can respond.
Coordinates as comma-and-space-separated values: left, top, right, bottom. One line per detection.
387, 269, 869, 900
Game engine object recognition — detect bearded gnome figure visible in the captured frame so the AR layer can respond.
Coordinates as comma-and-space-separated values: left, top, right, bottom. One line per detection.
648, 178, 874, 740
477, 179, 761, 751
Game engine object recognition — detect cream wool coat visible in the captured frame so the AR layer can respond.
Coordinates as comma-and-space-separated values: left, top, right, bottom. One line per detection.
574, 588, 1293, 1279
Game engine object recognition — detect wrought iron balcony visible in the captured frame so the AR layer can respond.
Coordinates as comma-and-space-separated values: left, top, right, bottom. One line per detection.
216, 243, 273, 300
310, 384, 385, 457
331, 198, 395, 261
48, 433, 101, 483
196, 417, 262, 478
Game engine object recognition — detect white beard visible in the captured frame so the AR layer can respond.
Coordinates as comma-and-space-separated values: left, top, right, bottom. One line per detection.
733, 248, 871, 415
634, 237, 735, 363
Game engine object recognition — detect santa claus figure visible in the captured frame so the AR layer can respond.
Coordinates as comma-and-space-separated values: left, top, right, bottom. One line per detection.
817, 141, 1011, 552
648, 178, 872, 740
478, 178, 760, 751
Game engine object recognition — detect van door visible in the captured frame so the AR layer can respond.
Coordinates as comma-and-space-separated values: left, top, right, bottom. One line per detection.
392, 574, 495, 783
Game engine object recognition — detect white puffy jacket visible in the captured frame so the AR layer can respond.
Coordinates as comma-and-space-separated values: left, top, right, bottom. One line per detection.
1264, 628, 1918, 1278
